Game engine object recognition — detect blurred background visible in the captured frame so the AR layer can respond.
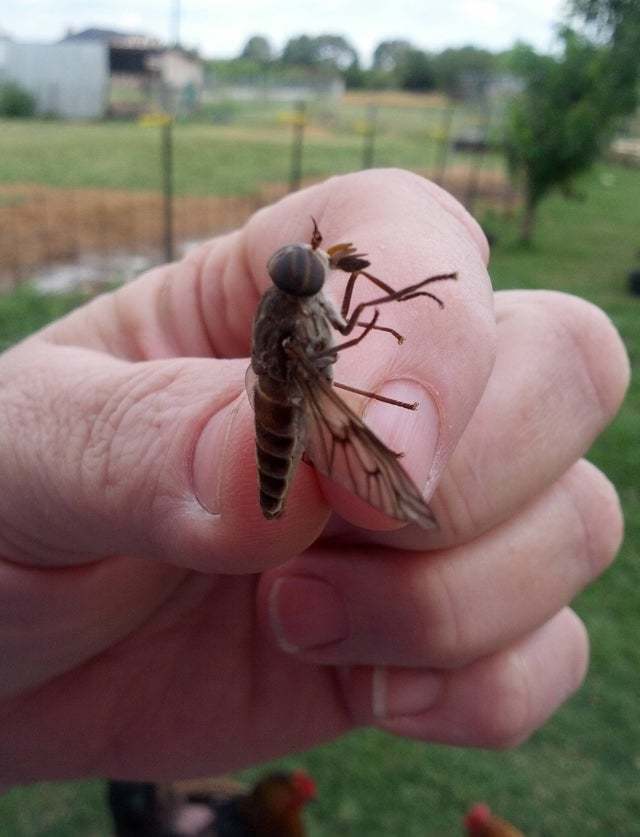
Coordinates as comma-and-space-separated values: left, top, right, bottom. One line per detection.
0, 1, 639, 834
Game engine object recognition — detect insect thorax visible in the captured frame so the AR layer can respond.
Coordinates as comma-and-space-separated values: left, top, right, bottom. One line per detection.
251, 287, 334, 385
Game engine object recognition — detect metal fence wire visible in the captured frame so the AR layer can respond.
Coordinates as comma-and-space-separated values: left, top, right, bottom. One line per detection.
0, 97, 519, 290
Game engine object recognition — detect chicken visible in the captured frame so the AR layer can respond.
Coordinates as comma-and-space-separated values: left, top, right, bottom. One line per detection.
210, 771, 316, 836
108, 778, 220, 836
464, 803, 525, 837
107, 770, 316, 836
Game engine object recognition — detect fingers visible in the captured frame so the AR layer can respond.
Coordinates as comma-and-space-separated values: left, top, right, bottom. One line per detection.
429, 290, 629, 546
347, 289, 629, 548
0, 556, 185, 697
0, 341, 328, 572
261, 458, 622, 667
244, 169, 496, 528
344, 609, 589, 748
2, 170, 497, 563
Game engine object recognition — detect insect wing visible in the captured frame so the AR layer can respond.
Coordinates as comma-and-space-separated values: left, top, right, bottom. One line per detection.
245, 364, 257, 409
292, 359, 436, 529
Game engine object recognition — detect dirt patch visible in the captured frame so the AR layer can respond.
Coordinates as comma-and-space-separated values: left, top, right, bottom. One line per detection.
0, 183, 261, 287
343, 91, 448, 109
0, 167, 517, 289
258, 165, 518, 214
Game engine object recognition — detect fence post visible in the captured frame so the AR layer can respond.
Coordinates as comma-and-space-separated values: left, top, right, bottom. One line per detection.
161, 119, 175, 262
361, 104, 378, 169
289, 100, 306, 193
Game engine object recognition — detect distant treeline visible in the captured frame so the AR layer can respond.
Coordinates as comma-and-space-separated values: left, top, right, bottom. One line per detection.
206, 35, 519, 98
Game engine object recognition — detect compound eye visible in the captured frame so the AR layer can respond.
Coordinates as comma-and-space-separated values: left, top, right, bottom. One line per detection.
267, 244, 326, 296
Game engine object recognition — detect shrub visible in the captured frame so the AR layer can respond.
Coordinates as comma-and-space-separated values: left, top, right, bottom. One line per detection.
0, 81, 37, 118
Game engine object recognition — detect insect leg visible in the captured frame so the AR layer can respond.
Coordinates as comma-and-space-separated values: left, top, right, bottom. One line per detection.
391, 290, 445, 308
319, 296, 402, 342
334, 381, 418, 410
355, 322, 403, 343
341, 272, 357, 318
338, 272, 457, 336
314, 310, 381, 358
340, 270, 396, 319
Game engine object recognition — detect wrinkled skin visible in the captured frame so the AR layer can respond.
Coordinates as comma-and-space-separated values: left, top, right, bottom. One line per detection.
0, 170, 628, 787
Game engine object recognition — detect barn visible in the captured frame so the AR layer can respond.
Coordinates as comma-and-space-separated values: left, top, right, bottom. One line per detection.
0, 33, 109, 119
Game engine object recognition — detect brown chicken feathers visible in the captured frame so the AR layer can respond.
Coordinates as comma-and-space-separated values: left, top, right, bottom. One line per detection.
107, 770, 316, 836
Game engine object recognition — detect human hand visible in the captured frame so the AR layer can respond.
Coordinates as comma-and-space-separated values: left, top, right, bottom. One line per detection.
0, 170, 628, 785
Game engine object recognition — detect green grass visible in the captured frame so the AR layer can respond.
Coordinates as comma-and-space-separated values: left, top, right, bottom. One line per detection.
0, 285, 92, 352
0, 114, 501, 197
0, 158, 639, 835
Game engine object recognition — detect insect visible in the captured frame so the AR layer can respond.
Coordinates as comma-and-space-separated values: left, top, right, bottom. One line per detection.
247, 219, 456, 529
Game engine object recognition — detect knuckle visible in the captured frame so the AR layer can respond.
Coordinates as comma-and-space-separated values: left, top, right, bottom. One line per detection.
541, 292, 630, 421
82, 365, 182, 512
562, 460, 624, 578
475, 652, 533, 749
413, 561, 465, 665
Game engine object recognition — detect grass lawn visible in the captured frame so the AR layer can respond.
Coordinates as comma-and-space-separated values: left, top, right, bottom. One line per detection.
0, 111, 501, 198
0, 160, 638, 835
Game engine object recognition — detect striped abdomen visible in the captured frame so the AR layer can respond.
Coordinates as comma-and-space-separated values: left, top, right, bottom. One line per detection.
253, 374, 304, 519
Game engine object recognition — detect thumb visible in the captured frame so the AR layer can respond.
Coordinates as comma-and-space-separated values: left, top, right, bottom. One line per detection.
0, 340, 328, 573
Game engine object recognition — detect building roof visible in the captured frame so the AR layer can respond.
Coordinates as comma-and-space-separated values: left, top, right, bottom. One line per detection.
61, 28, 161, 49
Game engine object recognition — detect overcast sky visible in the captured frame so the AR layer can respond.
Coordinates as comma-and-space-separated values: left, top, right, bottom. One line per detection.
2, 0, 568, 61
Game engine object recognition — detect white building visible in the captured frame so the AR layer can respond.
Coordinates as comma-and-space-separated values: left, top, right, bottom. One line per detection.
0, 37, 109, 119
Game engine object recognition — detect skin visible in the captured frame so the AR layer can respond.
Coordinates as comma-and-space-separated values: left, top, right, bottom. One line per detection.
0, 169, 629, 787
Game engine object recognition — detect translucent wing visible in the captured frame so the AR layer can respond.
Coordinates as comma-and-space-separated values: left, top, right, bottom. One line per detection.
290, 352, 436, 530
245, 364, 257, 409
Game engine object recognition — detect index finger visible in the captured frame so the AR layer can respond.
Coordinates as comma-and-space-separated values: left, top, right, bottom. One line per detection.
43, 169, 495, 540
244, 169, 495, 529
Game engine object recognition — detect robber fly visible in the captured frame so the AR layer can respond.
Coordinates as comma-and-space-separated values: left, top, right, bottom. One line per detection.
247, 219, 456, 529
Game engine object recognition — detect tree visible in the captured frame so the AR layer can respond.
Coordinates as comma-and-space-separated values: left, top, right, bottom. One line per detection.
344, 57, 366, 89
432, 46, 496, 99
372, 39, 412, 73
505, 23, 639, 243
0, 82, 36, 118
313, 34, 358, 70
571, 0, 640, 33
397, 48, 436, 91
570, 0, 640, 113
280, 34, 358, 72
281, 35, 317, 66
240, 35, 272, 63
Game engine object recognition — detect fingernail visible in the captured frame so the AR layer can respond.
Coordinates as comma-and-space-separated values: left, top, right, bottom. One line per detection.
363, 380, 439, 492
372, 666, 441, 720
269, 576, 350, 653
192, 398, 241, 515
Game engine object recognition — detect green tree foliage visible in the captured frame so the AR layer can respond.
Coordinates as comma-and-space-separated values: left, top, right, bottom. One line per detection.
571, 0, 640, 112
0, 82, 36, 118
313, 34, 358, 70
343, 57, 366, 89
571, 0, 639, 33
240, 35, 273, 63
372, 40, 412, 73
397, 48, 436, 91
281, 34, 357, 72
432, 46, 496, 99
281, 35, 317, 66
505, 23, 639, 243
369, 41, 436, 90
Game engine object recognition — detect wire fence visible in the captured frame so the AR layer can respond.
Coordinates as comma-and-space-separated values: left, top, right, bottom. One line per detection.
0, 95, 520, 291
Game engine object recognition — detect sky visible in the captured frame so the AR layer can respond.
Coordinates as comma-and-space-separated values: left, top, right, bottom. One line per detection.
1, 0, 568, 62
